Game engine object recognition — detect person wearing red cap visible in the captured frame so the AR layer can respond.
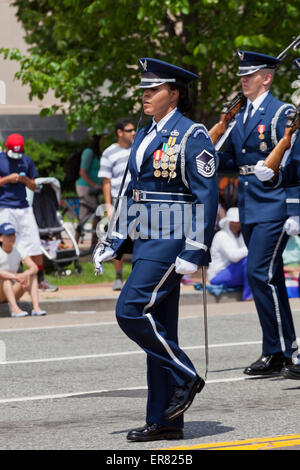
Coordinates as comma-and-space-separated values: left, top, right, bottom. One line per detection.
0, 133, 57, 292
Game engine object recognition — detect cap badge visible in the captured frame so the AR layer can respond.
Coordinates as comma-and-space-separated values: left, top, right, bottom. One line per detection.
237, 50, 244, 60
139, 59, 147, 71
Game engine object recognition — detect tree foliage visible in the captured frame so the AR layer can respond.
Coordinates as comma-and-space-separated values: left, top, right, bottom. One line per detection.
0, 137, 84, 186
1, 0, 299, 132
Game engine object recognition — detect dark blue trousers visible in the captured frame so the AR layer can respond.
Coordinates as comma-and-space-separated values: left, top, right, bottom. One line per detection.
242, 221, 297, 357
116, 259, 198, 428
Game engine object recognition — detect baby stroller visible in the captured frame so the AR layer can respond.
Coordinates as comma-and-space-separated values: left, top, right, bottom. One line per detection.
28, 177, 82, 275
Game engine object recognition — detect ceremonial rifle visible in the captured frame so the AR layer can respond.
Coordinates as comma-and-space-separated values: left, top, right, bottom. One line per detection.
209, 35, 300, 149
209, 91, 246, 147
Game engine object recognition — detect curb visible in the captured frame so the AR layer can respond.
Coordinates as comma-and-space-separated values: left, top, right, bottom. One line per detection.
0, 289, 242, 317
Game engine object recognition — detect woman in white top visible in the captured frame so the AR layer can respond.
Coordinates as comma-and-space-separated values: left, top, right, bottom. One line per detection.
208, 207, 252, 301
0, 222, 47, 317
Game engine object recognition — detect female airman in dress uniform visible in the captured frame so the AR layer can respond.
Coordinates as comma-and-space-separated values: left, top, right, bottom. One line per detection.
94, 58, 218, 442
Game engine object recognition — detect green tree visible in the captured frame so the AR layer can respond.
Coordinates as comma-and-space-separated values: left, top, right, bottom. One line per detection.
1, 0, 299, 131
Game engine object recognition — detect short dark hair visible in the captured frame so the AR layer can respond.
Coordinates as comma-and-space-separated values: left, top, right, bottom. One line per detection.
169, 84, 192, 114
115, 118, 134, 134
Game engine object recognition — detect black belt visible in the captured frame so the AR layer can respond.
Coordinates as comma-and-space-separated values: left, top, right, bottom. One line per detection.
132, 189, 194, 203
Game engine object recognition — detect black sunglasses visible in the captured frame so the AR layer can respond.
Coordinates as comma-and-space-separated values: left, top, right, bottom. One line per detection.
123, 128, 135, 133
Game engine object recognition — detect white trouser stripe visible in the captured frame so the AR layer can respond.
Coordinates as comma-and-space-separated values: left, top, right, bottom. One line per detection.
268, 227, 286, 352
143, 263, 196, 377
143, 263, 175, 312
145, 312, 196, 376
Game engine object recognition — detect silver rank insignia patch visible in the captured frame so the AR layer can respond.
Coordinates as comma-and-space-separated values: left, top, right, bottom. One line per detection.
195, 150, 215, 177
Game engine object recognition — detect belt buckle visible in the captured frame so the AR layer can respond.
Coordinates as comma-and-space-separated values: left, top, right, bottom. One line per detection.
133, 189, 142, 202
240, 166, 247, 175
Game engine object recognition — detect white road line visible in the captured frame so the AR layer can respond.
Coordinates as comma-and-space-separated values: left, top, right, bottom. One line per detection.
67, 311, 98, 314
0, 377, 249, 405
1, 310, 300, 333
0, 312, 262, 333
0, 321, 117, 333
0, 340, 262, 365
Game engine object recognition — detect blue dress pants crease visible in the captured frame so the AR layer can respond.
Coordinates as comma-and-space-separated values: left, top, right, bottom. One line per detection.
242, 220, 297, 357
116, 259, 198, 428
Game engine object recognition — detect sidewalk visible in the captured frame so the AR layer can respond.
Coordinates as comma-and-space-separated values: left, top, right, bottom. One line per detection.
0, 278, 243, 318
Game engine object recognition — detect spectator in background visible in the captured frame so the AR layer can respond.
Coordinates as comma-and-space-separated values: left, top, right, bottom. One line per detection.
218, 175, 239, 211
98, 118, 135, 291
0, 222, 47, 317
75, 132, 108, 250
207, 207, 252, 301
0, 133, 57, 292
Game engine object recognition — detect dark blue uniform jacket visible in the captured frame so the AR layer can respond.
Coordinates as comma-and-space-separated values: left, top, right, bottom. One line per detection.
111, 109, 219, 266
218, 93, 299, 224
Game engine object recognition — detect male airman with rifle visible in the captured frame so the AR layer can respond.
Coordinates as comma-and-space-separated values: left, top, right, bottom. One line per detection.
216, 47, 300, 376
254, 58, 300, 187
254, 58, 300, 380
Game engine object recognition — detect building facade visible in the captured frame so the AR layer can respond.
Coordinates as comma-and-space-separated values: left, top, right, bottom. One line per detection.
0, 0, 87, 142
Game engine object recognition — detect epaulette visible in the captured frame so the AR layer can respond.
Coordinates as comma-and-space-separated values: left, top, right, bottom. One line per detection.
271, 103, 295, 146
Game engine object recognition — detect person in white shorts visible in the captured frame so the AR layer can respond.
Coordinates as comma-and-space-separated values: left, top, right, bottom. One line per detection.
0, 134, 57, 292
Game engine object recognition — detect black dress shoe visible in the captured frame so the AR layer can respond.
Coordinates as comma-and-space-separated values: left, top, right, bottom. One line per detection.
127, 423, 183, 442
163, 374, 205, 422
282, 363, 300, 380
243, 353, 289, 376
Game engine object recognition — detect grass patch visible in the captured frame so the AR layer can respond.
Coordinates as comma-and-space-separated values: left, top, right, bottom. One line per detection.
45, 261, 132, 287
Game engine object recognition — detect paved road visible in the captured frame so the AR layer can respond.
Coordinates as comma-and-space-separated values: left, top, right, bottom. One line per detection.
0, 300, 300, 451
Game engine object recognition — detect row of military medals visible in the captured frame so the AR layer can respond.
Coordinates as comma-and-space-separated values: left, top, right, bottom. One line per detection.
153, 136, 177, 181
258, 124, 267, 151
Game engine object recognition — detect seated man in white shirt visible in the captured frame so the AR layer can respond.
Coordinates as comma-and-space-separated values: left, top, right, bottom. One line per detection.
0, 222, 47, 317
207, 207, 252, 301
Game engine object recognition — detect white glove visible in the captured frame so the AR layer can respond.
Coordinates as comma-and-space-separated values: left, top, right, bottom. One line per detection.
254, 160, 275, 182
284, 216, 300, 236
93, 243, 116, 275
175, 256, 198, 275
